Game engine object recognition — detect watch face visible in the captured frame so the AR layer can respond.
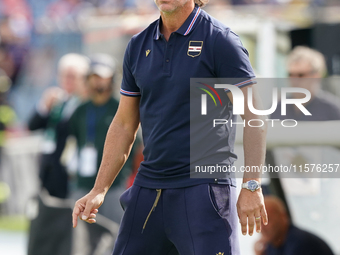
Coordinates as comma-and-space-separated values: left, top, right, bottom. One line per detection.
248, 180, 258, 191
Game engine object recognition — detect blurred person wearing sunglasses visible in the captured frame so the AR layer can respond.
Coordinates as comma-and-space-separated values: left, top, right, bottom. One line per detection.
271, 46, 340, 121
28, 53, 89, 199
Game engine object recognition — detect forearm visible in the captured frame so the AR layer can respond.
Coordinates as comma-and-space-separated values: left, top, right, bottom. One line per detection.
28, 110, 48, 131
239, 85, 267, 182
243, 122, 267, 182
92, 118, 138, 194
233, 79, 268, 235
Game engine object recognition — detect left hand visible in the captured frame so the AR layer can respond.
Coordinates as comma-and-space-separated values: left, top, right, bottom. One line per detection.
237, 188, 268, 236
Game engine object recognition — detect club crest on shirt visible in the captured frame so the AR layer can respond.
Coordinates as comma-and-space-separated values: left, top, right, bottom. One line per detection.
187, 41, 203, 57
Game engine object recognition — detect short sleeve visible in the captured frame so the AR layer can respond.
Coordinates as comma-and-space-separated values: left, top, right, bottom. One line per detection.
214, 30, 256, 92
120, 40, 141, 97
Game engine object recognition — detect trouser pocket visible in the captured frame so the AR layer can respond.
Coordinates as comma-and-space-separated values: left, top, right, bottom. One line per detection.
208, 183, 230, 219
119, 186, 137, 211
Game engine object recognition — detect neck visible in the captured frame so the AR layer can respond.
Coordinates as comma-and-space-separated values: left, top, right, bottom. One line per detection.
160, 1, 195, 41
91, 92, 111, 106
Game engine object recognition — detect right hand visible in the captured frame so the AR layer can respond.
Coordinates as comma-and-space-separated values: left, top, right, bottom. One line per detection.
40, 87, 66, 112
72, 190, 105, 228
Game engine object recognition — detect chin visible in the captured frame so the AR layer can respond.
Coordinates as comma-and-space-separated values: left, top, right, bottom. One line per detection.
158, 4, 177, 13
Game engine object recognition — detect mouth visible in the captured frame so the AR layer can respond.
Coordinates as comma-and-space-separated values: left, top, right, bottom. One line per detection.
157, 0, 172, 5
94, 87, 106, 94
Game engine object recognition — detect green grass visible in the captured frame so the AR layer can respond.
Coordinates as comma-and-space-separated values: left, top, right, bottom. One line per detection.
0, 215, 29, 231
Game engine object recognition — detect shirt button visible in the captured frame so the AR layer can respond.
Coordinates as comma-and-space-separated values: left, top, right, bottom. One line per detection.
166, 59, 170, 62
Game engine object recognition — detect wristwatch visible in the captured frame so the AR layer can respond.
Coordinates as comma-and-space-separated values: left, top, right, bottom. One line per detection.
242, 180, 261, 192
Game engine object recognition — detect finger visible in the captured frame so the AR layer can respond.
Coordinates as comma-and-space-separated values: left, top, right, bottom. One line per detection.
239, 213, 248, 236
79, 212, 97, 223
72, 205, 82, 228
85, 218, 96, 224
91, 208, 98, 214
261, 206, 268, 226
89, 213, 97, 219
79, 211, 97, 219
248, 214, 255, 236
255, 215, 262, 233
82, 201, 94, 221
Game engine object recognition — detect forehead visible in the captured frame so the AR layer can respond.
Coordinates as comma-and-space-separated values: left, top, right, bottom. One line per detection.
60, 67, 80, 76
288, 60, 313, 72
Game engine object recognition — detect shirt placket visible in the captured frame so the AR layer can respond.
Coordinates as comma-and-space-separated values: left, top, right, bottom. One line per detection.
163, 34, 175, 76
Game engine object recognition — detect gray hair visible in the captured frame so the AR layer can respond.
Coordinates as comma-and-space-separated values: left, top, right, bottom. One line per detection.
288, 46, 326, 76
194, 0, 209, 7
58, 53, 90, 76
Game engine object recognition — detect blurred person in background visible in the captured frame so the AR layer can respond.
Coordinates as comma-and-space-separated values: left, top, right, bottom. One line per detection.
28, 53, 89, 199
68, 54, 134, 223
0, 69, 16, 168
0, 69, 15, 214
88, 0, 125, 13
0, 0, 32, 87
47, 0, 84, 20
123, 0, 157, 14
39, 0, 94, 32
254, 196, 334, 255
271, 46, 340, 121
0, 15, 31, 87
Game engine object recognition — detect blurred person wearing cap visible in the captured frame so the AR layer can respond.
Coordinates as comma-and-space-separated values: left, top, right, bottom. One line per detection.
28, 53, 89, 199
254, 196, 334, 255
271, 46, 340, 121
68, 54, 134, 223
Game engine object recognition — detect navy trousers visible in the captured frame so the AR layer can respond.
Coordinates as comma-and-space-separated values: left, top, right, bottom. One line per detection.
112, 183, 240, 255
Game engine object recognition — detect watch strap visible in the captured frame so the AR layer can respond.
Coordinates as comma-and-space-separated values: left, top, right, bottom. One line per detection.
242, 180, 261, 191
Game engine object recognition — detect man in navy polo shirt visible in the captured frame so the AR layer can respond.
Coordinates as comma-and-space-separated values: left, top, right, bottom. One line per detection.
72, 1, 268, 254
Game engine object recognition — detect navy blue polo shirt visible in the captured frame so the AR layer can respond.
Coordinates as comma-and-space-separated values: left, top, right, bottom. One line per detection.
120, 5, 255, 189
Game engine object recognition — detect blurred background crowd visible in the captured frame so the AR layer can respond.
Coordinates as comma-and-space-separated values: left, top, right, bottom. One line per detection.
1, 0, 340, 254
